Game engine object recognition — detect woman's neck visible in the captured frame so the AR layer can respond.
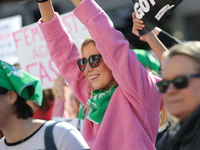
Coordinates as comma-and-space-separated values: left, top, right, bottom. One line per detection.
3, 117, 33, 143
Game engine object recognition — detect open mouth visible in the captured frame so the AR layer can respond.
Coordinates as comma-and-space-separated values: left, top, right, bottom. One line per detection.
90, 75, 99, 80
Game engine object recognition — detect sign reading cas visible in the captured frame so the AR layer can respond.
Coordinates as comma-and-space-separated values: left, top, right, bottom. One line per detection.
132, 0, 183, 35
13, 11, 89, 90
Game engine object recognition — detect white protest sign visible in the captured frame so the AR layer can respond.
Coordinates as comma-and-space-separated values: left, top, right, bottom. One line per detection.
52, 117, 84, 134
0, 15, 22, 65
13, 11, 89, 90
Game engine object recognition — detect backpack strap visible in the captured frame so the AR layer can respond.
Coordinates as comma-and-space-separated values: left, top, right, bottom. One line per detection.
44, 121, 60, 150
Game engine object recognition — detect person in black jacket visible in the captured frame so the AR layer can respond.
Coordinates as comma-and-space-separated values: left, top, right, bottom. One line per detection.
155, 41, 200, 150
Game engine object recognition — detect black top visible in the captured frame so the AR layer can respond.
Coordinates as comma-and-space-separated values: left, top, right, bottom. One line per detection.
156, 106, 200, 150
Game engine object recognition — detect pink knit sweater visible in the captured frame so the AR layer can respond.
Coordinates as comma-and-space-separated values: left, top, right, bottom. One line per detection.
38, 0, 163, 149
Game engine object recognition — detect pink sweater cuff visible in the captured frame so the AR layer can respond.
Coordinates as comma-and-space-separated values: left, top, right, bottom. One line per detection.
38, 13, 66, 40
73, 0, 102, 24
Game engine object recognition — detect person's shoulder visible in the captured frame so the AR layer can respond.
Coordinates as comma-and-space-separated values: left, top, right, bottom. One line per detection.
0, 137, 5, 148
44, 120, 77, 132
53, 121, 78, 131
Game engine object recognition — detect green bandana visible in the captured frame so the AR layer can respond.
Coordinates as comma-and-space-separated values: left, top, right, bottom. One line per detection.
86, 84, 118, 124
0, 60, 43, 106
133, 49, 160, 73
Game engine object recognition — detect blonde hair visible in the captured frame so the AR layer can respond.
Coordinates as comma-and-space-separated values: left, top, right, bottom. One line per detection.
81, 36, 96, 96
80, 36, 95, 126
81, 36, 96, 55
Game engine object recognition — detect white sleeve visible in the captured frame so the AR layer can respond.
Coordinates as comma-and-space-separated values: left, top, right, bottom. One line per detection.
53, 122, 90, 150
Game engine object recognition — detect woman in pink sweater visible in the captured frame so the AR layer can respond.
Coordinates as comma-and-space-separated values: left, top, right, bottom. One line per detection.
37, 0, 167, 149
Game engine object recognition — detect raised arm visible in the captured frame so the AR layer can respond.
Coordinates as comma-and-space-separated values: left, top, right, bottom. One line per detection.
132, 12, 168, 62
37, 0, 91, 105
37, 0, 55, 22
71, 0, 83, 7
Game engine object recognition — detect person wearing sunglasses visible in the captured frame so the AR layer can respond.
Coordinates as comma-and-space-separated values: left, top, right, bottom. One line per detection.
37, 0, 168, 149
155, 41, 200, 150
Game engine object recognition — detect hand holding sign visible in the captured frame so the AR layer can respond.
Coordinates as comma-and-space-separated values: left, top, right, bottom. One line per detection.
132, 12, 146, 41
132, 0, 183, 36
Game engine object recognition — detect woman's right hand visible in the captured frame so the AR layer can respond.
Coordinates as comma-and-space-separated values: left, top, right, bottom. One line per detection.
52, 75, 67, 98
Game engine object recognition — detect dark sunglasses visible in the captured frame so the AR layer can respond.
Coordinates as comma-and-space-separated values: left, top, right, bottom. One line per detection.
156, 74, 200, 93
77, 54, 102, 71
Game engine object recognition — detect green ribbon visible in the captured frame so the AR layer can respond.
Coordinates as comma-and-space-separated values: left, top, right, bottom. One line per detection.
0, 60, 43, 106
86, 84, 118, 124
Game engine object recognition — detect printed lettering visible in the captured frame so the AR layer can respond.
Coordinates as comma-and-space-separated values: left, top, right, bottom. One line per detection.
134, 0, 156, 19
13, 30, 22, 49
31, 26, 44, 43
139, 0, 150, 13
62, 14, 78, 33
32, 45, 49, 60
24, 28, 32, 46
135, 3, 145, 19
49, 59, 59, 81
39, 62, 52, 85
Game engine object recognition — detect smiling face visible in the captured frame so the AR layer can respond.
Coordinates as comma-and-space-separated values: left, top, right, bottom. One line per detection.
82, 42, 117, 91
162, 55, 200, 121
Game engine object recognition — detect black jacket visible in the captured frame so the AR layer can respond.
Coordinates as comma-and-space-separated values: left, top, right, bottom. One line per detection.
156, 106, 200, 150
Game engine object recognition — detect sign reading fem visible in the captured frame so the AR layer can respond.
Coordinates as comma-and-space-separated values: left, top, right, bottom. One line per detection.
13, 11, 89, 90
132, 0, 183, 35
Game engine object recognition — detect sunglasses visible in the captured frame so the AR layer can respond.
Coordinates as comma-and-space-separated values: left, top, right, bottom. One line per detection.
77, 54, 102, 71
156, 74, 200, 93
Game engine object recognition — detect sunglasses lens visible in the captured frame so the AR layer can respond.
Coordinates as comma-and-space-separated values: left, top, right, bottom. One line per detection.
156, 81, 169, 93
173, 76, 188, 89
78, 58, 87, 71
89, 55, 99, 67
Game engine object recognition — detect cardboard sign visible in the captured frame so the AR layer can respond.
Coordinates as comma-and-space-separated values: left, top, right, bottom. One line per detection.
0, 15, 22, 65
52, 117, 84, 133
132, 0, 183, 35
13, 11, 89, 90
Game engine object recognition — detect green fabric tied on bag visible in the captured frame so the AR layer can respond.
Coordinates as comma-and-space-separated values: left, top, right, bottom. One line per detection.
78, 103, 85, 119
0, 60, 43, 106
86, 84, 118, 124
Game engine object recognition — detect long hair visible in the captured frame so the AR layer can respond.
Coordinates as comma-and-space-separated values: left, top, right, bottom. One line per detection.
80, 36, 96, 128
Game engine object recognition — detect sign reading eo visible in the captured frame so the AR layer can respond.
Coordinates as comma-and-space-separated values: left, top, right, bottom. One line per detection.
132, 0, 183, 35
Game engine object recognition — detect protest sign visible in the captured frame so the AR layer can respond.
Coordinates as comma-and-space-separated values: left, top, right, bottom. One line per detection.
0, 15, 22, 65
132, 0, 183, 35
13, 11, 89, 89
52, 117, 84, 133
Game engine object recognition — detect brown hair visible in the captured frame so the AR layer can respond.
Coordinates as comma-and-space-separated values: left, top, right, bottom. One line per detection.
162, 41, 200, 72
39, 89, 54, 112
0, 86, 34, 119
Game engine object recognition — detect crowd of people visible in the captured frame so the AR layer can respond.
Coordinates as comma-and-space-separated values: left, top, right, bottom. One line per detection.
0, 0, 200, 149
